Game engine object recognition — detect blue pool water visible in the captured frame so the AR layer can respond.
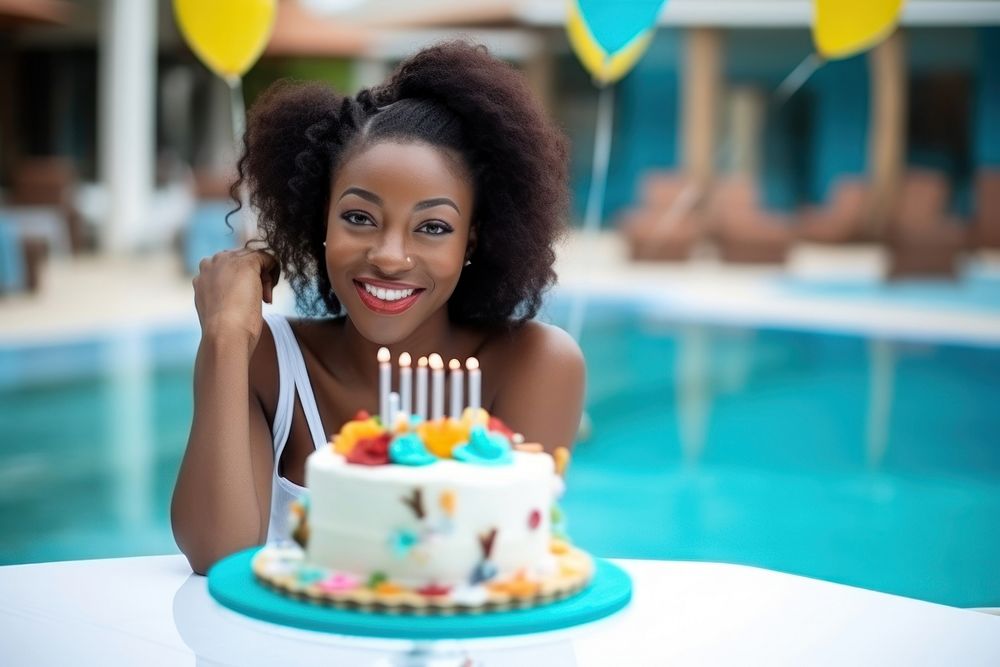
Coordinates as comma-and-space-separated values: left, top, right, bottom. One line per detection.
1, 298, 998, 607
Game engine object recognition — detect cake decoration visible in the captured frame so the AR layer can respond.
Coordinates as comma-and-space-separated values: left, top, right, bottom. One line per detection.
251, 347, 594, 614
345, 433, 391, 466
452, 425, 513, 466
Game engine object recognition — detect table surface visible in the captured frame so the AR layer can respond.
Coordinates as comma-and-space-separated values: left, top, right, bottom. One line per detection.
1, 554, 998, 666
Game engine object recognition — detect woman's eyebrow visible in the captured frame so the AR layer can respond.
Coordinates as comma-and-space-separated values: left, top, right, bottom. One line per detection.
339, 187, 383, 206
414, 197, 460, 214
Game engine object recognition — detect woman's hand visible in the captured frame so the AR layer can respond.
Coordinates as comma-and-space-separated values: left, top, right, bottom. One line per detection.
192, 249, 281, 354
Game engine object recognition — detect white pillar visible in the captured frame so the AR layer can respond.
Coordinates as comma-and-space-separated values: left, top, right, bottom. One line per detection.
99, 0, 156, 252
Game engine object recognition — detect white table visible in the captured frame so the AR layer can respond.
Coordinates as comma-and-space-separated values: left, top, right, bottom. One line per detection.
1, 555, 998, 666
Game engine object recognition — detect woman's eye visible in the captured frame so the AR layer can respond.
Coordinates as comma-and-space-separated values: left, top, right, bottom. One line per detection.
417, 221, 453, 236
343, 212, 374, 227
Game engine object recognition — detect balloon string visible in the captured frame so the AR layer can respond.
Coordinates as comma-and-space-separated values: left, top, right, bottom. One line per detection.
228, 78, 257, 242
774, 52, 824, 107
567, 83, 615, 345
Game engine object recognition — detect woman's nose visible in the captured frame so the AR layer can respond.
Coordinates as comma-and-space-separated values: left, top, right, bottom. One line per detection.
366, 234, 412, 275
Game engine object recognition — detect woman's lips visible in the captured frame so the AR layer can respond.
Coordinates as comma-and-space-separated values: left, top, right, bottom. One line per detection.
354, 281, 425, 315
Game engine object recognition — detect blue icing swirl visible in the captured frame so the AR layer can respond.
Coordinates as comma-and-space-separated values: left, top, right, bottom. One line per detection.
389, 432, 437, 466
453, 426, 513, 466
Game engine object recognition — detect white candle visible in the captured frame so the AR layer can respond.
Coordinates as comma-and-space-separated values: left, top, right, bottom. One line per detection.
416, 356, 428, 420
398, 352, 412, 418
449, 358, 463, 420
466, 357, 481, 412
429, 353, 444, 421
388, 391, 400, 429
377, 347, 391, 426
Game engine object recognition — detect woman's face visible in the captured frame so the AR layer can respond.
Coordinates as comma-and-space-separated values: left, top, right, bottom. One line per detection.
325, 140, 475, 345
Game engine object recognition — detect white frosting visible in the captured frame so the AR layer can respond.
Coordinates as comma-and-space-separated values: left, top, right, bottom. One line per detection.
304, 447, 556, 588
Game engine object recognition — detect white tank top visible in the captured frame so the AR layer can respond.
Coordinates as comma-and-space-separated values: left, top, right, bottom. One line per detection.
262, 313, 327, 543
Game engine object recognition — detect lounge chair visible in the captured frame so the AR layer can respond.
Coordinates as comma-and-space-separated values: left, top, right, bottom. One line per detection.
6, 156, 86, 255
709, 175, 794, 264
797, 178, 871, 243
970, 169, 1000, 250
0, 216, 47, 294
885, 169, 967, 279
618, 172, 703, 262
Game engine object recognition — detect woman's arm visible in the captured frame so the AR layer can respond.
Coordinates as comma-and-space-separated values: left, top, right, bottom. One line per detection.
170, 330, 275, 575
490, 322, 586, 452
171, 250, 279, 575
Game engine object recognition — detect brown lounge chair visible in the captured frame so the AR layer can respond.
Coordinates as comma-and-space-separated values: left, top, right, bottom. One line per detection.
618, 172, 702, 261
970, 169, 1000, 250
886, 169, 967, 279
8, 156, 87, 254
709, 175, 794, 264
797, 178, 870, 243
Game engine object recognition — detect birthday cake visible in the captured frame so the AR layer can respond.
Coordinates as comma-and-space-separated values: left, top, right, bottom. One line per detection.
251, 351, 593, 614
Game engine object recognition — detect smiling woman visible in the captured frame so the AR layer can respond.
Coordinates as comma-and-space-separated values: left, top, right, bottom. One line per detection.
170, 41, 584, 575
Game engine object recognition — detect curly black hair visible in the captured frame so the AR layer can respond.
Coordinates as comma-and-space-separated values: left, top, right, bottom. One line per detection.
233, 41, 570, 327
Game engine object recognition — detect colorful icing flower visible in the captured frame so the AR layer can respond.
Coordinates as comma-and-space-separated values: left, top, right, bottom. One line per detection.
460, 407, 490, 428
554, 446, 571, 476
332, 417, 385, 456
452, 426, 513, 466
367, 571, 388, 589
389, 528, 421, 558
487, 416, 515, 439
417, 418, 470, 459
389, 432, 437, 466
470, 560, 498, 584
345, 433, 392, 466
439, 490, 457, 517
297, 566, 327, 586
489, 575, 540, 599
416, 582, 452, 597
528, 509, 542, 530
318, 572, 360, 593
374, 581, 404, 595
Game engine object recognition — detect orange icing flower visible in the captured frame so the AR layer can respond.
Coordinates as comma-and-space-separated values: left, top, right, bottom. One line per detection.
488, 574, 540, 599
460, 407, 490, 428
332, 418, 384, 456
374, 581, 404, 595
417, 418, 470, 459
439, 490, 457, 517
549, 538, 570, 555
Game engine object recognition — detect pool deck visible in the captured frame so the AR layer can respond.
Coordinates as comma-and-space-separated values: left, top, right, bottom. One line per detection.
2, 232, 1000, 345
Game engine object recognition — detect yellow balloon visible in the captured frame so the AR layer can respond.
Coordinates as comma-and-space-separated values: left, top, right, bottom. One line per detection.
813, 0, 905, 60
174, 0, 276, 83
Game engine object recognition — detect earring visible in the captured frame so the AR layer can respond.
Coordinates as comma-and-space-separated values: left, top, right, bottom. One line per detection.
405, 256, 413, 266
464, 259, 472, 267
323, 241, 327, 247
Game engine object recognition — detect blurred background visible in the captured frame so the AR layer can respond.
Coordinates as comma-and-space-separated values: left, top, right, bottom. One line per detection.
1, 0, 999, 609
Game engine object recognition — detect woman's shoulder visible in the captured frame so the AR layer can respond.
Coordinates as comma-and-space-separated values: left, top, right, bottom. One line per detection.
482, 320, 584, 381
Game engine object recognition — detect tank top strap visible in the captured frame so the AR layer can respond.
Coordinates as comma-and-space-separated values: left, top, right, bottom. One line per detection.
262, 313, 328, 453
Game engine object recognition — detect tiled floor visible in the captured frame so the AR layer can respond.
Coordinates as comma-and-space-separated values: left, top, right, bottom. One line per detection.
2, 232, 999, 345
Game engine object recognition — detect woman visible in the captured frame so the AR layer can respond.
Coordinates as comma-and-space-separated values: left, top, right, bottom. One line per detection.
172, 42, 584, 575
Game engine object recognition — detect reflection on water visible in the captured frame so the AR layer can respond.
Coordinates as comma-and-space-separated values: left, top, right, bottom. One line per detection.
2, 301, 999, 607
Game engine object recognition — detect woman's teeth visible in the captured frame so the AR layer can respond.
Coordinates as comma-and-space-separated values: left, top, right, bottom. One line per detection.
363, 283, 416, 301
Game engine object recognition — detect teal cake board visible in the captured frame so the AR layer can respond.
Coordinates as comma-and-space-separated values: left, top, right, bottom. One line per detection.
208, 547, 632, 640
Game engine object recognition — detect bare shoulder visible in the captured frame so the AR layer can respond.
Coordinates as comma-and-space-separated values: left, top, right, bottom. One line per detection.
485, 321, 585, 451
494, 320, 584, 374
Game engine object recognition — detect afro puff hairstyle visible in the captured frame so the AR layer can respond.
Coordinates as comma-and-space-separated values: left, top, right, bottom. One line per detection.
233, 40, 570, 327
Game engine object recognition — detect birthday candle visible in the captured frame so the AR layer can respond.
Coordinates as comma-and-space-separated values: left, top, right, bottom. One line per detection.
398, 352, 412, 418
466, 357, 481, 412
416, 356, 428, 420
449, 358, 463, 420
429, 353, 444, 421
377, 347, 391, 426
388, 392, 400, 429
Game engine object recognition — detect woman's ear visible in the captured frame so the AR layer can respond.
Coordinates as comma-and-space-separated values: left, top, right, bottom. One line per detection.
466, 226, 477, 261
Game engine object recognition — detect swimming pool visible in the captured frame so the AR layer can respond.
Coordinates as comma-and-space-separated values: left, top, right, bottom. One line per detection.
2, 297, 998, 607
